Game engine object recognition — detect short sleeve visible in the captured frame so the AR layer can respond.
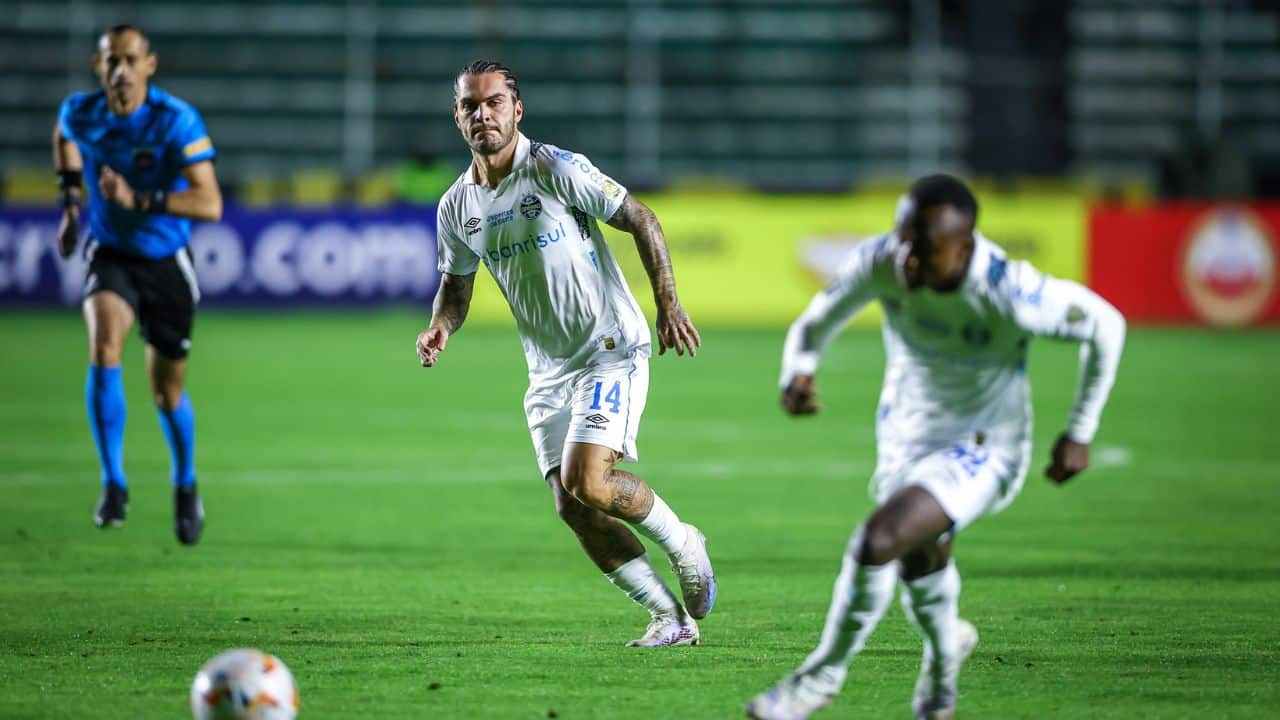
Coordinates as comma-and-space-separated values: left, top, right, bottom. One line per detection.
537, 147, 628, 221
435, 200, 481, 276
171, 104, 216, 165
57, 95, 83, 144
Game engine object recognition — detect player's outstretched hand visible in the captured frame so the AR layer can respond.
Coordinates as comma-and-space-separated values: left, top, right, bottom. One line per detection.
781, 374, 821, 416
56, 205, 79, 258
416, 326, 449, 367
1045, 433, 1089, 484
656, 303, 701, 357
98, 166, 135, 209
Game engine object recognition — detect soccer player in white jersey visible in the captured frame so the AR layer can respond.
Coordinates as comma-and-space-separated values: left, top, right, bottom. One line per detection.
415, 61, 715, 647
746, 175, 1126, 719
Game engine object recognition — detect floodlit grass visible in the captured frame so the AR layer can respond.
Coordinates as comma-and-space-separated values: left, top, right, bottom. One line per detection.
2, 312, 1277, 718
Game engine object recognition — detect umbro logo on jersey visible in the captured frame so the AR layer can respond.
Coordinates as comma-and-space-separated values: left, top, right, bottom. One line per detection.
465, 217, 482, 235
585, 413, 610, 425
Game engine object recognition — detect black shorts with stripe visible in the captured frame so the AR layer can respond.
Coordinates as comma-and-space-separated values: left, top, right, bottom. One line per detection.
83, 240, 199, 359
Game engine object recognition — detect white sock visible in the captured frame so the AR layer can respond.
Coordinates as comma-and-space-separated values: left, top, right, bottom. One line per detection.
605, 554, 683, 618
796, 527, 899, 691
901, 560, 961, 687
632, 492, 689, 554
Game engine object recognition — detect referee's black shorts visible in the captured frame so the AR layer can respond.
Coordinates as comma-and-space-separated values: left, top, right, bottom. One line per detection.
82, 240, 199, 360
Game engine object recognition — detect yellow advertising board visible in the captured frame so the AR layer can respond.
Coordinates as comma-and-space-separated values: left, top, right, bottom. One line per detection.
465, 190, 1085, 328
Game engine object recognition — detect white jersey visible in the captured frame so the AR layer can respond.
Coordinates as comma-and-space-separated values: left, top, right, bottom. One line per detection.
780, 232, 1126, 451
437, 134, 651, 382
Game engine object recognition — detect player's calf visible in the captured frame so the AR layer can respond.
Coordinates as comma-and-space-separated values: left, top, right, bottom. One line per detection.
546, 469, 646, 572
911, 619, 978, 720
561, 443, 717, 619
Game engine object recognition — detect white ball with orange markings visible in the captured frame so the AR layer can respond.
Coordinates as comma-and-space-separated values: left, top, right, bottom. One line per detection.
190, 649, 299, 720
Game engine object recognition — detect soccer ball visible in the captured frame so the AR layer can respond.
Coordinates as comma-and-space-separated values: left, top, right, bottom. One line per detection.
190, 649, 299, 720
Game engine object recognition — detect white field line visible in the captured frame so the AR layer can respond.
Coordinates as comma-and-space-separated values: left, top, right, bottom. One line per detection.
1092, 445, 1134, 468
6, 446, 1278, 487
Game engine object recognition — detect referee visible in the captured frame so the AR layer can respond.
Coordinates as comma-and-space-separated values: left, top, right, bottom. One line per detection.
54, 24, 222, 544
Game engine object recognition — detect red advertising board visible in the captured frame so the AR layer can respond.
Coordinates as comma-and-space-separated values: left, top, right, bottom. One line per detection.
1089, 203, 1280, 326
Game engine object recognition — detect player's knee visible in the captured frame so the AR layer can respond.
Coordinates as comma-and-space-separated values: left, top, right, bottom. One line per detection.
855, 521, 902, 566
555, 495, 604, 534
899, 544, 949, 580
89, 338, 124, 366
152, 389, 181, 411
559, 448, 614, 509
557, 463, 588, 501
559, 464, 608, 509
148, 374, 183, 410
548, 474, 590, 527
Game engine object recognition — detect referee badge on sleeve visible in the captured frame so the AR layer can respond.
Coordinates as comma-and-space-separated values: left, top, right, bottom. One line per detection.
183, 137, 213, 159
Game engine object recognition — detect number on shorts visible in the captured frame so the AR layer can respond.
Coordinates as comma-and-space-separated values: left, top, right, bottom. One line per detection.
945, 444, 990, 478
590, 381, 623, 414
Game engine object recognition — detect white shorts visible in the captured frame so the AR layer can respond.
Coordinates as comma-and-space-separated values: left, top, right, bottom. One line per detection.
871, 434, 1031, 532
524, 355, 649, 478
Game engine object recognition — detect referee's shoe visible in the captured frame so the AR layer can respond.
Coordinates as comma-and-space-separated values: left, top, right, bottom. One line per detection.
94, 484, 128, 528
175, 484, 204, 545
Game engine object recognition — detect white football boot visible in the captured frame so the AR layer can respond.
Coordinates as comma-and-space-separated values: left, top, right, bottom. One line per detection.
668, 523, 717, 619
912, 618, 979, 720
744, 672, 837, 720
625, 610, 701, 648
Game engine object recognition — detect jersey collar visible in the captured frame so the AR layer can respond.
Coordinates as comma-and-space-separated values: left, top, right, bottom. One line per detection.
963, 233, 990, 288
463, 132, 531, 187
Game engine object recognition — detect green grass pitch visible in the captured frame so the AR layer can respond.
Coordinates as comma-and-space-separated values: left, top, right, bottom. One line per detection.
1, 311, 1278, 718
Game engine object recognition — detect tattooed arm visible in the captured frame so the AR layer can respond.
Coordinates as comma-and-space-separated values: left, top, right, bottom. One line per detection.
606, 195, 702, 357
416, 272, 475, 367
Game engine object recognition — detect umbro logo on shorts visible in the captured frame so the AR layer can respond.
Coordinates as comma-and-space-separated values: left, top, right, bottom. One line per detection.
585, 413, 610, 425
465, 217, 482, 235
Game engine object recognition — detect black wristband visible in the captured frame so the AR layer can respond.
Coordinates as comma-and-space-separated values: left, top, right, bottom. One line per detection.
56, 169, 82, 191
56, 170, 83, 208
134, 189, 168, 214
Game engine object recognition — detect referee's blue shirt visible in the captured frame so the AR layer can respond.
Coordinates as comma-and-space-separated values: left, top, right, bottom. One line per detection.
59, 86, 216, 259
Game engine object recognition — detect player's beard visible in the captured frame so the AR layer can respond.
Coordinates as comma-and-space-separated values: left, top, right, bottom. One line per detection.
469, 120, 516, 156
